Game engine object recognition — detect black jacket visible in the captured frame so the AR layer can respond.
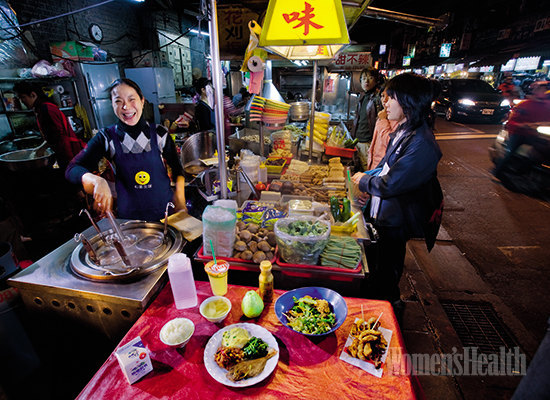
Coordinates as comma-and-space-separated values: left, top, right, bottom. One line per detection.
358, 122, 443, 249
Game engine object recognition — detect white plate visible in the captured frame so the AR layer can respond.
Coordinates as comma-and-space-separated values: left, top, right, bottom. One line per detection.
203, 323, 279, 387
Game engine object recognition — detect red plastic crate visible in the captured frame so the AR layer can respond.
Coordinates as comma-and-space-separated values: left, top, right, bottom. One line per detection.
275, 254, 362, 275
197, 245, 277, 266
324, 144, 356, 158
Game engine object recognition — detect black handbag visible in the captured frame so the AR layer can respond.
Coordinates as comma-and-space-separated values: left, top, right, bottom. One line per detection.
397, 174, 444, 252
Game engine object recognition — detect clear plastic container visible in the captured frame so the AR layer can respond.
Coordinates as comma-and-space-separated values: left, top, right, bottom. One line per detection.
202, 206, 237, 258
167, 253, 198, 309
274, 217, 331, 265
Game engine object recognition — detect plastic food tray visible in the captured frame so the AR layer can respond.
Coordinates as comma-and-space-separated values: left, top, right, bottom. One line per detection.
330, 223, 357, 235
197, 245, 277, 266
324, 144, 356, 158
331, 212, 358, 235
265, 157, 287, 174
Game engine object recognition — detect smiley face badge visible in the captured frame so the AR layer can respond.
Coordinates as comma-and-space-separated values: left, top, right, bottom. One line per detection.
135, 171, 150, 187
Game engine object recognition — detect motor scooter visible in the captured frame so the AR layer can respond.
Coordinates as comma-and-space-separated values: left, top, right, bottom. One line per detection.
489, 121, 550, 197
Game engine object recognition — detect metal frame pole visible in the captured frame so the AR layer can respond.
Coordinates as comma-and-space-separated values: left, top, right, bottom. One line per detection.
308, 60, 318, 163
208, 0, 228, 199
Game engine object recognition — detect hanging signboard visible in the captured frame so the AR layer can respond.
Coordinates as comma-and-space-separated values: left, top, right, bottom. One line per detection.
259, 0, 350, 60
501, 58, 517, 72
440, 43, 452, 58
218, 6, 260, 54
514, 56, 540, 71
329, 52, 372, 70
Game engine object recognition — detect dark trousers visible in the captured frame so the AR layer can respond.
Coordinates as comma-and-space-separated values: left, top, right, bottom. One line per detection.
364, 225, 408, 302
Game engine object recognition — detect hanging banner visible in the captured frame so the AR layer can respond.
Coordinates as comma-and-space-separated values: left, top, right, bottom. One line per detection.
218, 6, 260, 54
329, 52, 372, 70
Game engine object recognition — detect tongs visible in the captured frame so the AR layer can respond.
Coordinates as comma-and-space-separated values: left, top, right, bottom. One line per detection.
79, 209, 108, 244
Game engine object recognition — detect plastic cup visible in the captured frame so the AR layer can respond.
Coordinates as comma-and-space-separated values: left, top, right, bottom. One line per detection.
204, 260, 229, 296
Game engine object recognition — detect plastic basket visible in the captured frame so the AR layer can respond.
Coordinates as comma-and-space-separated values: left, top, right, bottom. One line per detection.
324, 144, 356, 158
265, 157, 287, 174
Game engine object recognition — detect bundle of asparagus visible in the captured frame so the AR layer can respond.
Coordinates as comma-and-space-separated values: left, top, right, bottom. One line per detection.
319, 236, 362, 269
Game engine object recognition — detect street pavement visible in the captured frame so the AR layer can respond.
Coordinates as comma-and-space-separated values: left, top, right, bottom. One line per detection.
400, 117, 550, 399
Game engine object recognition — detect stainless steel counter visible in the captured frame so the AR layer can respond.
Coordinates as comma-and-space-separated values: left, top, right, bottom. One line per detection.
8, 219, 169, 339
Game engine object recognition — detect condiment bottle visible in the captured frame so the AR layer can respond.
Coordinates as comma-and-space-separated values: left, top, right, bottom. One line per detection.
167, 253, 198, 309
258, 260, 274, 303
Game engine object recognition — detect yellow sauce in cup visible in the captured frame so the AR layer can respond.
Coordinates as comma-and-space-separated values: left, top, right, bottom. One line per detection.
203, 299, 230, 318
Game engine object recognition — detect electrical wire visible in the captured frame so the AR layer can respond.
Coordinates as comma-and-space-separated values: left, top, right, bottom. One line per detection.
0, 0, 117, 32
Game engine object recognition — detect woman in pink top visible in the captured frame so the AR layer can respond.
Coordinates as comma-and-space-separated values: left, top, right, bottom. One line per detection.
367, 90, 398, 170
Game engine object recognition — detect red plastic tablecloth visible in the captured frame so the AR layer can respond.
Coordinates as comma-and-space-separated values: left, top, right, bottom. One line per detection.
77, 281, 423, 400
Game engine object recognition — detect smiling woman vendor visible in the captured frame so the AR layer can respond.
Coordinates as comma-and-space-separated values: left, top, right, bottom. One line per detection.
65, 78, 186, 221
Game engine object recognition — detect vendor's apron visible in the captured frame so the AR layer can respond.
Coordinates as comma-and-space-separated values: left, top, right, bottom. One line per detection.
107, 124, 173, 221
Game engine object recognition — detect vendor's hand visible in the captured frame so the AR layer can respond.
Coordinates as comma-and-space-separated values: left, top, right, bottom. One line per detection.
173, 176, 188, 213
351, 172, 366, 186
356, 192, 370, 206
82, 173, 113, 214
176, 119, 189, 128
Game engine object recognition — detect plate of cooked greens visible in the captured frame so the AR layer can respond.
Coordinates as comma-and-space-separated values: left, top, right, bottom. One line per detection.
275, 287, 348, 336
204, 323, 279, 387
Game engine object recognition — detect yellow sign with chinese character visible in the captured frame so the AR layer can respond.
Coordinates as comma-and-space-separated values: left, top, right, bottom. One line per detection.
259, 0, 349, 59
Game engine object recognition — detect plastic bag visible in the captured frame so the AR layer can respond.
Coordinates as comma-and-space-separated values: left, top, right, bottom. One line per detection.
274, 217, 331, 265
31, 60, 56, 77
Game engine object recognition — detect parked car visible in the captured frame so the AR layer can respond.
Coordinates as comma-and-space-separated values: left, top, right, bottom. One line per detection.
433, 79, 511, 122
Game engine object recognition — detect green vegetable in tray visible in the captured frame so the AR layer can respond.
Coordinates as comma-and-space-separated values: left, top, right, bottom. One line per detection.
278, 220, 328, 236
341, 198, 351, 222
275, 218, 331, 265
330, 197, 340, 221
343, 138, 359, 148
330, 197, 351, 222
242, 336, 269, 359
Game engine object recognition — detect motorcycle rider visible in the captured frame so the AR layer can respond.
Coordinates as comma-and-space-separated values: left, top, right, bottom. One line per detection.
492, 81, 550, 180
498, 75, 521, 104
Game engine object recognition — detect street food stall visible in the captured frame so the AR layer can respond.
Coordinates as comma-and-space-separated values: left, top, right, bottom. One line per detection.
4, 0, 423, 397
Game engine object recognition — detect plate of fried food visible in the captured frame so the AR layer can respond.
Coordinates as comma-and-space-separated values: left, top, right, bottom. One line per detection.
339, 316, 392, 378
204, 323, 279, 387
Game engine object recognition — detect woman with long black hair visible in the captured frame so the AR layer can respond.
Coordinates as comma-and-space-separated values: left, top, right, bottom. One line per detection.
352, 73, 443, 314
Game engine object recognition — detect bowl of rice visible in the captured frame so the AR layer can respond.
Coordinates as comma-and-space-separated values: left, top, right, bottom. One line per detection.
159, 317, 195, 348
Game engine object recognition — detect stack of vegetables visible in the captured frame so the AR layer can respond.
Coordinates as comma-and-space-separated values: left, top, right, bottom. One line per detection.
319, 236, 362, 269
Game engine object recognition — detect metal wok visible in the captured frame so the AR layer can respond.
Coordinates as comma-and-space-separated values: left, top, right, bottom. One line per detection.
180, 131, 217, 177
0, 147, 55, 172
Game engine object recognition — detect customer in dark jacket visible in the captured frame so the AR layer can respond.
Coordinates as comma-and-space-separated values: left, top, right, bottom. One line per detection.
351, 73, 443, 307
352, 67, 383, 170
